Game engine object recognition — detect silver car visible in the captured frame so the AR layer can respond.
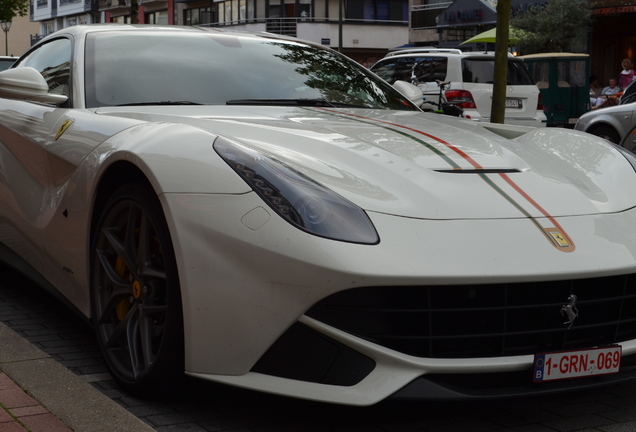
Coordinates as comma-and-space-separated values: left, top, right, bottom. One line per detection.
0, 56, 17, 71
575, 81, 636, 144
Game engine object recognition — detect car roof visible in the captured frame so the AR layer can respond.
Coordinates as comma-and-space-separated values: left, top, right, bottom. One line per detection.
381, 48, 515, 60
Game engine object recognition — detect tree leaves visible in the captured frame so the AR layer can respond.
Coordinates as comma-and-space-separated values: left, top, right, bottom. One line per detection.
512, 0, 591, 54
0, 0, 29, 22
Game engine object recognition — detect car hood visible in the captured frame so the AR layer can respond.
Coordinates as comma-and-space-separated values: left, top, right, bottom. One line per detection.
97, 106, 636, 220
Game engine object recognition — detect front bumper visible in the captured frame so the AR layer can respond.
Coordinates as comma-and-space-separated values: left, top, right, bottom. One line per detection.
162, 192, 636, 405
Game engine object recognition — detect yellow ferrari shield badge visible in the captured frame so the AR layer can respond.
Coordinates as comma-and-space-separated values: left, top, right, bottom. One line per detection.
549, 230, 571, 248
55, 119, 73, 140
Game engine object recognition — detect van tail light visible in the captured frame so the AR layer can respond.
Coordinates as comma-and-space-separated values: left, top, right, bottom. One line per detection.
537, 92, 545, 111
445, 89, 477, 109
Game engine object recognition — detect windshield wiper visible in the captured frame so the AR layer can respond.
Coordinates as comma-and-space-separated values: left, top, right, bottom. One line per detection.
226, 98, 369, 108
116, 101, 203, 106
226, 98, 337, 107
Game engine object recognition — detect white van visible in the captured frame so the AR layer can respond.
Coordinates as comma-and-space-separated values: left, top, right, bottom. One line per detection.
371, 48, 547, 127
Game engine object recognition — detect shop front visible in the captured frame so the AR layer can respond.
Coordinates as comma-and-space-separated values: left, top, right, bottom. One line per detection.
434, 0, 547, 51
589, 1, 636, 88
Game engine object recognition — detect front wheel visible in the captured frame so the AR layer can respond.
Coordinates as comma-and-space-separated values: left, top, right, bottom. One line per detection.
589, 125, 620, 144
91, 182, 184, 395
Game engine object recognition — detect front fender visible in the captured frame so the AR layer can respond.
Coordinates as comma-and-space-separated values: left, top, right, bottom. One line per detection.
576, 109, 628, 139
39, 122, 252, 317
93, 122, 251, 195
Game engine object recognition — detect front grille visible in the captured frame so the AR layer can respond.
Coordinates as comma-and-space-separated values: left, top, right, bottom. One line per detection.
305, 274, 636, 358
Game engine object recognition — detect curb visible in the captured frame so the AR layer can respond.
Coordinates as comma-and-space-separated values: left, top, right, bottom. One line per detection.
0, 321, 154, 432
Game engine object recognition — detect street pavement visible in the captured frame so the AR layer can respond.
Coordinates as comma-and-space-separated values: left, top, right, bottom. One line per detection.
5, 264, 636, 431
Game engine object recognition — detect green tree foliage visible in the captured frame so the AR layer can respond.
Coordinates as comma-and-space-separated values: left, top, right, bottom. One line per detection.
0, 0, 29, 22
512, 0, 591, 54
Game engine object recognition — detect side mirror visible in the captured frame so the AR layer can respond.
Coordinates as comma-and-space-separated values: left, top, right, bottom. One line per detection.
0, 67, 68, 104
393, 80, 423, 108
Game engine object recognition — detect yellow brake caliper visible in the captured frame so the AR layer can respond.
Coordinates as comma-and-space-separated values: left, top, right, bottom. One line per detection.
115, 257, 131, 321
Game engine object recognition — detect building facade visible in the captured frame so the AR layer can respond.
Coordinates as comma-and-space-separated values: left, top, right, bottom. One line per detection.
30, 0, 410, 64
32, 0, 100, 37
27, 0, 636, 82
409, 0, 547, 50
1, 15, 39, 56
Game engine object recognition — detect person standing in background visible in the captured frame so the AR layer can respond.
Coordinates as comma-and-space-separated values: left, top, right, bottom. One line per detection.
619, 59, 635, 90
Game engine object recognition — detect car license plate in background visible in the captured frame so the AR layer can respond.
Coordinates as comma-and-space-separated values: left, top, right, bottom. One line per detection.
533, 346, 621, 382
506, 99, 522, 108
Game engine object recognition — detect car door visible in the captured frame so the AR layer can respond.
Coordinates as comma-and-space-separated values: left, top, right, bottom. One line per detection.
0, 37, 74, 272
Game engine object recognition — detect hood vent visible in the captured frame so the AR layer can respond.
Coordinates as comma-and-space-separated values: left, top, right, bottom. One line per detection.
434, 169, 521, 174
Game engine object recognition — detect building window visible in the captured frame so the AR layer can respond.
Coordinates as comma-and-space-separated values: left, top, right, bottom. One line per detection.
216, 0, 255, 23
43, 21, 55, 35
299, 0, 311, 19
185, 7, 214, 25
146, 10, 168, 24
441, 27, 477, 43
346, 0, 407, 22
269, 0, 282, 18
111, 15, 130, 24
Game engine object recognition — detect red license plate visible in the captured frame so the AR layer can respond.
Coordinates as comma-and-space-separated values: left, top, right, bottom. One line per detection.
533, 346, 621, 382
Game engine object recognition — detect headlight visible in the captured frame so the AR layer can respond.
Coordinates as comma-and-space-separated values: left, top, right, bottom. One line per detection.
214, 137, 379, 245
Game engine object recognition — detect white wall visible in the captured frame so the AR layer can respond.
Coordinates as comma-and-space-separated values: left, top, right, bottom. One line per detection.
297, 23, 408, 50
2, 14, 40, 56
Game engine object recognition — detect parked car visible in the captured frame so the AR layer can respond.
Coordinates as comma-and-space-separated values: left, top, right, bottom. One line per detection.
620, 119, 636, 152
370, 48, 547, 127
574, 81, 636, 143
3, 25, 636, 406
0, 56, 17, 71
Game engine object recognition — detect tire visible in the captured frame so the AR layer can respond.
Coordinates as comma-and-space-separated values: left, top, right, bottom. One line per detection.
589, 125, 621, 144
91, 182, 184, 395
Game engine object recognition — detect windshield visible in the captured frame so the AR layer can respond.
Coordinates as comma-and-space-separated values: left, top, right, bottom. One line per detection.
84, 31, 417, 111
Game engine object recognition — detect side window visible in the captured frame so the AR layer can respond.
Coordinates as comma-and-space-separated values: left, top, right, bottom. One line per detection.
372, 56, 447, 84
528, 61, 550, 88
411, 57, 447, 83
507, 61, 534, 86
372, 59, 410, 84
557, 60, 587, 88
462, 59, 494, 84
14, 38, 72, 104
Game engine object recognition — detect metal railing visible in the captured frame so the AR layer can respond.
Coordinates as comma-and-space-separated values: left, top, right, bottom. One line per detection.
31, 34, 46, 46
411, 2, 452, 11
265, 18, 297, 36
201, 16, 408, 38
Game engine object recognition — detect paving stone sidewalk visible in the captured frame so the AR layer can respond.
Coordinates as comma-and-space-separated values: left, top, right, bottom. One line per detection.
0, 320, 154, 432
0, 371, 72, 432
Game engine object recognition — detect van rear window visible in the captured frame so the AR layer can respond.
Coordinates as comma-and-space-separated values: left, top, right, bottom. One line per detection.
461, 59, 534, 85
